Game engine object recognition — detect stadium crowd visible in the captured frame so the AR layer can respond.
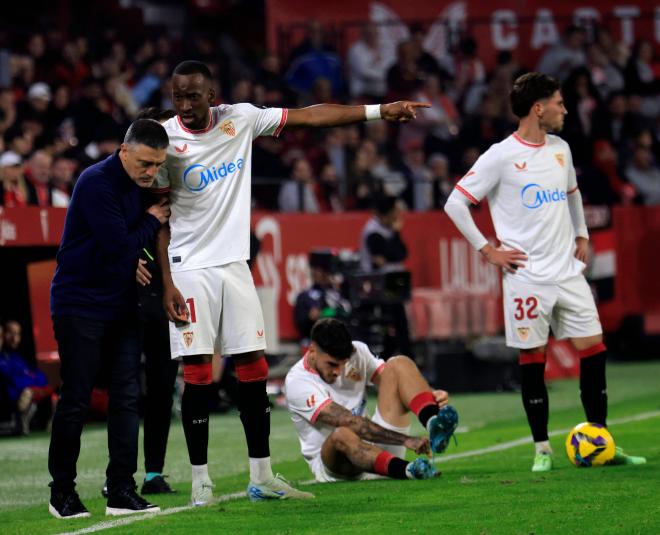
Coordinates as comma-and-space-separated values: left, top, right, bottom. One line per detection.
0, 20, 658, 212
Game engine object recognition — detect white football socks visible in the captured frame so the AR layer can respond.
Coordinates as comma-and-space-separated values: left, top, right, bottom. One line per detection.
535, 441, 553, 455
249, 457, 275, 484
192, 463, 209, 482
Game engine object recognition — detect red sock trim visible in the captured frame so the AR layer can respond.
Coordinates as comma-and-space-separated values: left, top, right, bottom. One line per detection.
183, 362, 212, 385
235, 357, 269, 382
519, 352, 546, 365
374, 451, 395, 476
578, 342, 607, 359
409, 391, 436, 417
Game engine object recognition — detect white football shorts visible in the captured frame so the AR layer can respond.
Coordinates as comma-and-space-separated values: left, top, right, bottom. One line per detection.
169, 261, 267, 359
502, 274, 602, 349
310, 408, 410, 483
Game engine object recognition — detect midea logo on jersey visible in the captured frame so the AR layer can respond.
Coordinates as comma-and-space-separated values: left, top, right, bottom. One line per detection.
182, 159, 244, 192
521, 183, 567, 209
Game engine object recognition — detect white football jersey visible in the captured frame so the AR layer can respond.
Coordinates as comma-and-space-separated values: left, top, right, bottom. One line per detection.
153, 104, 287, 272
285, 342, 385, 464
455, 133, 584, 284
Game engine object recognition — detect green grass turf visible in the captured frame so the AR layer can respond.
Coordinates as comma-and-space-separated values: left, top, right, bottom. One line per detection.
0, 361, 658, 534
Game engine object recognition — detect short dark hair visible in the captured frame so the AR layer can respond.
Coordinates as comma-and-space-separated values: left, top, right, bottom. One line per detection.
510, 72, 560, 118
311, 318, 354, 360
137, 107, 176, 123
123, 119, 169, 149
173, 60, 212, 81
374, 195, 398, 216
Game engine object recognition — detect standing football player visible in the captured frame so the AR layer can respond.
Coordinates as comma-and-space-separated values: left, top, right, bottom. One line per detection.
154, 60, 430, 504
444, 72, 646, 472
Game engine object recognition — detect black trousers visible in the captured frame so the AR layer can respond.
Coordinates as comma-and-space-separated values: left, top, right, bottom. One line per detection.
48, 315, 141, 494
139, 295, 179, 474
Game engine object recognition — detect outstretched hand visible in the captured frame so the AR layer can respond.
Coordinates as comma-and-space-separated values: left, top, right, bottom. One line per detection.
381, 101, 431, 123
404, 436, 431, 455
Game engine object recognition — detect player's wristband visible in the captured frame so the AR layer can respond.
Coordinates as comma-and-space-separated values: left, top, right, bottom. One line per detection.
364, 104, 382, 121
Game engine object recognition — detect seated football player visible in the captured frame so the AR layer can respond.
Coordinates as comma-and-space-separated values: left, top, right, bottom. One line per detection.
285, 318, 458, 482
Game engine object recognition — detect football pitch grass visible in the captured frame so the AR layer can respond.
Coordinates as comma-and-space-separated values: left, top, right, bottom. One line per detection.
1, 361, 658, 534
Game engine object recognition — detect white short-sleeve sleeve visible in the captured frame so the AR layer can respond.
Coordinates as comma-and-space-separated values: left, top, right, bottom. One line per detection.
566, 145, 578, 193
236, 103, 288, 139
150, 163, 170, 194
353, 342, 386, 384
285, 375, 332, 424
454, 144, 502, 204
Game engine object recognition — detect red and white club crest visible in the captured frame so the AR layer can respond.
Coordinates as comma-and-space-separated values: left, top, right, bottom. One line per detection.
183, 331, 194, 347
517, 327, 530, 342
220, 120, 236, 137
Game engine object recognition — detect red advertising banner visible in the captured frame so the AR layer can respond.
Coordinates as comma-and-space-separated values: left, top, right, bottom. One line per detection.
10, 206, 660, 352
267, 0, 658, 70
0, 206, 66, 246
251, 210, 499, 339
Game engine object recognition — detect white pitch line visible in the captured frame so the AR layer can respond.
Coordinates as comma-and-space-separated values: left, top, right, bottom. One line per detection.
58, 409, 660, 535
57, 491, 245, 535
435, 409, 660, 464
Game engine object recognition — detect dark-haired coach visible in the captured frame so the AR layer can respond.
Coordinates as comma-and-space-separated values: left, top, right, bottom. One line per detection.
48, 119, 170, 519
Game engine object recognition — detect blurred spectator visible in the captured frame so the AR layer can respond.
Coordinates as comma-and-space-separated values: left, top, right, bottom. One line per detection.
386, 40, 423, 100
4, 125, 35, 157
349, 140, 381, 209
25, 149, 53, 206
47, 85, 75, 134
459, 94, 511, 154
562, 67, 602, 166
453, 36, 486, 103
594, 27, 629, 70
402, 141, 433, 211
428, 153, 453, 209
319, 128, 350, 200
578, 140, 634, 205
591, 91, 640, 154
625, 144, 660, 205
132, 59, 169, 108
585, 43, 625, 100
400, 74, 459, 155
316, 163, 343, 212
25, 33, 51, 83
231, 78, 253, 104
0, 87, 17, 136
0, 150, 36, 206
52, 40, 91, 90
0, 320, 52, 435
285, 21, 343, 99
50, 156, 76, 207
255, 53, 292, 107
278, 157, 321, 213
409, 23, 449, 81
360, 195, 407, 273
16, 82, 52, 143
347, 22, 392, 100
624, 39, 660, 117
537, 25, 587, 81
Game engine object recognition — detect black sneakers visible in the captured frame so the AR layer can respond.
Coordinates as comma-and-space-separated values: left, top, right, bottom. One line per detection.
106, 486, 160, 516
49, 489, 91, 519
141, 475, 177, 495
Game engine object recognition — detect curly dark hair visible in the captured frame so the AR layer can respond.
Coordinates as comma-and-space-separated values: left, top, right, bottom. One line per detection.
310, 318, 355, 360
